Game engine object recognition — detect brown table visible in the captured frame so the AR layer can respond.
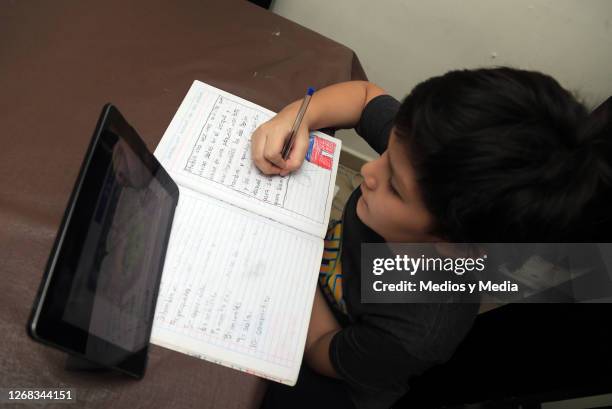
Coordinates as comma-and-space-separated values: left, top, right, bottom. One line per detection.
0, 1, 366, 407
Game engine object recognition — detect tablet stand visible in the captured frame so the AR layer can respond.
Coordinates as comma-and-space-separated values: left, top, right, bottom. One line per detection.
64, 355, 111, 372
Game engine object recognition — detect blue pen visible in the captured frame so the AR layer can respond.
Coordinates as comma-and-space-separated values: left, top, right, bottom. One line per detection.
281, 87, 315, 160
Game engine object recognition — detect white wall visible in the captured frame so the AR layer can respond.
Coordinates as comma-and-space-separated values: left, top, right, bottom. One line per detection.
272, 0, 612, 160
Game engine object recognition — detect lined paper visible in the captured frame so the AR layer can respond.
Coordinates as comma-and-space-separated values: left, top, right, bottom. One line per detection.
151, 187, 323, 384
151, 80, 340, 384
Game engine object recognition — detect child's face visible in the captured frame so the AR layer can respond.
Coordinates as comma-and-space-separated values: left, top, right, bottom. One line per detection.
357, 130, 438, 242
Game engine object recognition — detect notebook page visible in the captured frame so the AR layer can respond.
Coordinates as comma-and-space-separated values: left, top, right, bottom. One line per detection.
154, 80, 341, 239
151, 187, 323, 384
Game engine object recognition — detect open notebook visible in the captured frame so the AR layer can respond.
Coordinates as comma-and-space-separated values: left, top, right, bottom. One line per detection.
151, 80, 341, 385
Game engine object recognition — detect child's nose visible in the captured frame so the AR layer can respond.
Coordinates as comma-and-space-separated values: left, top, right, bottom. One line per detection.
360, 161, 378, 190
364, 175, 377, 190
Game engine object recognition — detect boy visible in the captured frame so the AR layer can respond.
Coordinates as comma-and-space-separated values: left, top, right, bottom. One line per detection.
251, 68, 610, 408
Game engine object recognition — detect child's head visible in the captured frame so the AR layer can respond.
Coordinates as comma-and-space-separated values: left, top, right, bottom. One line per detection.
359, 67, 611, 242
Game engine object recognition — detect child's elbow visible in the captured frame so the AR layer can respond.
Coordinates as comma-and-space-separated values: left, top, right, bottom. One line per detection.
365, 82, 387, 105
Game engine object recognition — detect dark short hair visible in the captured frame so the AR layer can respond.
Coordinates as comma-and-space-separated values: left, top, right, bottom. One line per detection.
394, 67, 612, 242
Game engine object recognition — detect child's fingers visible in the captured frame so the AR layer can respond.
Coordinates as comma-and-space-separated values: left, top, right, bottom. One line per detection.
252, 128, 283, 175
280, 129, 309, 176
262, 129, 289, 169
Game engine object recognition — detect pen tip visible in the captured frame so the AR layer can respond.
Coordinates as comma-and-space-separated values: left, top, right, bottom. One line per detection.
307, 87, 315, 96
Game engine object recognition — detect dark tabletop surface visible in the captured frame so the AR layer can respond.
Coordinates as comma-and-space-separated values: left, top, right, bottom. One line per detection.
0, 0, 366, 407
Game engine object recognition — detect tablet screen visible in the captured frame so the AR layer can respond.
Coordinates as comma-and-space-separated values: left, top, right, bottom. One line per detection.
29, 105, 178, 377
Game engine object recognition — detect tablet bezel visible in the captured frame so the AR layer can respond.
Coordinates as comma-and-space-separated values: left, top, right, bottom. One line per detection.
27, 104, 178, 378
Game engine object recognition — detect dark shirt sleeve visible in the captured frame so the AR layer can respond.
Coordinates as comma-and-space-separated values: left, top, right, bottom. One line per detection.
329, 322, 429, 409
329, 303, 479, 409
355, 94, 401, 155
330, 322, 430, 389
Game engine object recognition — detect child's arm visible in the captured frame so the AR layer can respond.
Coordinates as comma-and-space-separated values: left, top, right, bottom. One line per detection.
251, 81, 386, 175
304, 287, 342, 378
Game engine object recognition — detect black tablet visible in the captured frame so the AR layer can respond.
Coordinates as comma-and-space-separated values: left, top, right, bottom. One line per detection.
27, 104, 179, 378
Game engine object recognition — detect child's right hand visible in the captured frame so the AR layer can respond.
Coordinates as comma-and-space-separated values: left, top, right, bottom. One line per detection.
251, 112, 310, 176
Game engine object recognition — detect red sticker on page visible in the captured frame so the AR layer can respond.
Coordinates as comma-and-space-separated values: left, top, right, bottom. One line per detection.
305, 134, 336, 170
